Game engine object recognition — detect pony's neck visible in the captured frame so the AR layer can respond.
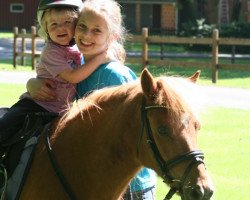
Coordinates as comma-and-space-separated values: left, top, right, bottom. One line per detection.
52, 85, 144, 199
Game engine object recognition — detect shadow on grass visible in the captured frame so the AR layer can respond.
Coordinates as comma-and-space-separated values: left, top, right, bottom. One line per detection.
0, 59, 33, 71
0, 59, 13, 65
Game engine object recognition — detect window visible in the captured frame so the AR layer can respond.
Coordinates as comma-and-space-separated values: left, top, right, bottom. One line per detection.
10, 3, 24, 13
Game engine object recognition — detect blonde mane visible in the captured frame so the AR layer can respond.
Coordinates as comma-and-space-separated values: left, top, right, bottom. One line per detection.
55, 74, 204, 137
54, 81, 139, 134
163, 76, 205, 120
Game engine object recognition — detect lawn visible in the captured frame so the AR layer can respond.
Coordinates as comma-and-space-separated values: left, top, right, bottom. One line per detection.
0, 31, 13, 38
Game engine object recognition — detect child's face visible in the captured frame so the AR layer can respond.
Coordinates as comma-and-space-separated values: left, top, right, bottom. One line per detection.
74, 11, 110, 60
45, 9, 76, 46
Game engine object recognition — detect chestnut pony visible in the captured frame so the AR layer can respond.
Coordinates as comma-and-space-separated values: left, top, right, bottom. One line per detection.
19, 69, 214, 200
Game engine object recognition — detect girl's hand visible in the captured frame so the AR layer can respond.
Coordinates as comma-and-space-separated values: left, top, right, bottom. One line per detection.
26, 78, 57, 101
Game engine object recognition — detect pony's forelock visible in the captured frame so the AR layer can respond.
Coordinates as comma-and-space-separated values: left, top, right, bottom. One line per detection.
162, 76, 206, 120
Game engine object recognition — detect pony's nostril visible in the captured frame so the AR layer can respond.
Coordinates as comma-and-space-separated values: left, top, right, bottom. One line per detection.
187, 185, 214, 200
188, 185, 204, 200
204, 188, 214, 199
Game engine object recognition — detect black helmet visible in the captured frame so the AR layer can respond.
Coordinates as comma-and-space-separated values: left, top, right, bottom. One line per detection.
37, 0, 83, 27
38, 0, 83, 10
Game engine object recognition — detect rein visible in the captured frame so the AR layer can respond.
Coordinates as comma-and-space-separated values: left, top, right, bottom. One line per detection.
141, 98, 205, 200
45, 124, 77, 200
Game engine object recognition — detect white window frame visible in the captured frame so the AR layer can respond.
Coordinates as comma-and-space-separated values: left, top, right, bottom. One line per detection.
10, 3, 24, 13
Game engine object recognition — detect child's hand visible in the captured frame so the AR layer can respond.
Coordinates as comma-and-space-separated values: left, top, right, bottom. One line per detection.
27, 78, 56, 101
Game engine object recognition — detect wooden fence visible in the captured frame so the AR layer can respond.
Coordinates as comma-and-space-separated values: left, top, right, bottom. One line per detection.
13, 26, 250, 83
126, 28, 250, 83
13, 26, 43, 70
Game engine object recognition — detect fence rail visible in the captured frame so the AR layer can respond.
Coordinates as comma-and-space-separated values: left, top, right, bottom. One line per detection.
13, 26, 43, 70
13, 26, 250, 83
126, 28, 250, 83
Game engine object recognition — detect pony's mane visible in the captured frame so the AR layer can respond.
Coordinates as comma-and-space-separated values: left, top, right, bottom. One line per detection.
55, 81, 139, 133
55, 74, 204, 134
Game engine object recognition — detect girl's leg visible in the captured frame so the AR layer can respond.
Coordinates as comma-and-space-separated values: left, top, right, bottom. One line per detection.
131, 186, 156, 200
122, 186, 133, 200
0, 98, 48, 142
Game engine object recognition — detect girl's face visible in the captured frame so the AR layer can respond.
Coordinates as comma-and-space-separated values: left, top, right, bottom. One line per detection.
75, 11, 110, 61
46, 9, 76, 46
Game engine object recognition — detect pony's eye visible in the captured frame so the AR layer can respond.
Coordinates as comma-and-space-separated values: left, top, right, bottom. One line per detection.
157, 125, 170, 135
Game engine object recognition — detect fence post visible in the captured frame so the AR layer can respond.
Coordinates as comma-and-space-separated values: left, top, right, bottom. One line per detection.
142, 27, 148, 69
13, 27, 18, 68
231, 46, 235, 64
21, 28, 26, 66
212, 29, 219, 83
31, 26, 37, 70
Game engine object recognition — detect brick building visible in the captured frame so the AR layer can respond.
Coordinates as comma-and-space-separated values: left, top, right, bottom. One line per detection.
0, 0, 39, 30
117, 0, 177, 34
0, 0, 178, 33
0, 0, 250, 33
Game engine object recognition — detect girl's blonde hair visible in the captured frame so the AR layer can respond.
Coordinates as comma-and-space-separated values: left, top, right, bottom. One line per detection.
80, 0, 127, 63
37, 6, 79, 40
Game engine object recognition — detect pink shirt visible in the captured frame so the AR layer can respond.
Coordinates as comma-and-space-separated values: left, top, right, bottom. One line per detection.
21, 41, 82, 114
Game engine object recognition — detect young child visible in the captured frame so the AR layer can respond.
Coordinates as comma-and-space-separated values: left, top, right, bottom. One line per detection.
0, 0, 110, 142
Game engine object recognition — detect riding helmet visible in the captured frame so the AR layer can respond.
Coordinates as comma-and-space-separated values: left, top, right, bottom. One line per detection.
37, 0, 83, 27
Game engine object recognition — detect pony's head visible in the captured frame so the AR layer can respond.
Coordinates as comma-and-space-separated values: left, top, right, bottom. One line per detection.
139, 69, 214, 200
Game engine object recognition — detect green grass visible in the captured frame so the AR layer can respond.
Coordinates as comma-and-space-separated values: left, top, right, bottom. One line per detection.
0, 59, 34, 72
199, 108, 250, 200
0, 31, 13, 38
0, 83, 26, 106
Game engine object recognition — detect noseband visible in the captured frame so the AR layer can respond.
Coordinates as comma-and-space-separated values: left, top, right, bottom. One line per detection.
141, 99, 205, 200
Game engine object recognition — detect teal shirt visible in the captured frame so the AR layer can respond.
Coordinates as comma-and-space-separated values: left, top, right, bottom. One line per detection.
76, 61, 136, 98
76, 61, 156, 192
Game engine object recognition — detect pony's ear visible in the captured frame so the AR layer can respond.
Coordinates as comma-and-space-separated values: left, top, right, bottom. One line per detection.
141, 68, 157, 98
188, 70, 201, 83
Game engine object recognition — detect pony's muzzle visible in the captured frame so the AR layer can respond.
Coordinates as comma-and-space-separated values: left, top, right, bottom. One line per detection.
183, 179, 214, 200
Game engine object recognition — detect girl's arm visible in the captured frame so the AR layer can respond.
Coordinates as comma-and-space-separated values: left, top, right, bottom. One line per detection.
59, 51, 111, 83
26, 78, 57, 101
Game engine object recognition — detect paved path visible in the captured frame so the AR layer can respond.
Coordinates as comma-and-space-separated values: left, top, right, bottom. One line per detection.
0, 70, 36, 84
201, 85, 250, 110
0, 70, 250, 110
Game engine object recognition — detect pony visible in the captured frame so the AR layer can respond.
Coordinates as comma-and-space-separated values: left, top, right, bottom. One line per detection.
19, 69, 214, 200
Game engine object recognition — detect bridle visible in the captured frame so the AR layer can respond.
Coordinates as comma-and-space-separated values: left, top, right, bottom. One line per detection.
141, 98, 205, 200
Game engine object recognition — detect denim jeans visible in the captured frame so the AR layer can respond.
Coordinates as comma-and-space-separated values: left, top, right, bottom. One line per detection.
123, 186, 156, 200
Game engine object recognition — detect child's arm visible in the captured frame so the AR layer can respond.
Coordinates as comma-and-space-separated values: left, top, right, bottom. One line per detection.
59, 51, 110, 83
